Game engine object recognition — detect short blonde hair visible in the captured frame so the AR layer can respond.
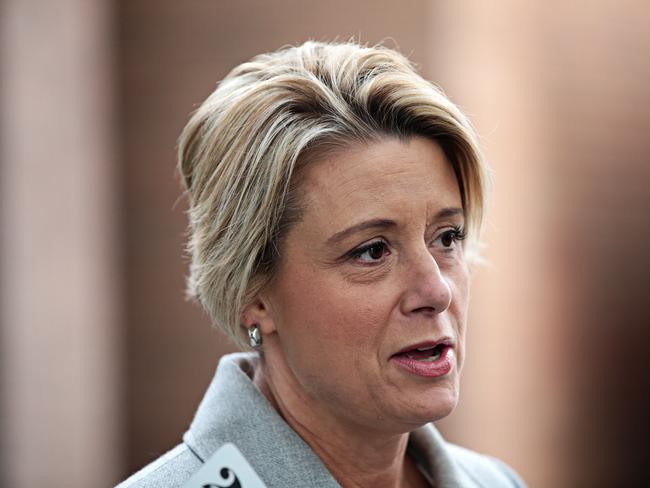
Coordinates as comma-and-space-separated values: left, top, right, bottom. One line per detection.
178, 41, 489, 349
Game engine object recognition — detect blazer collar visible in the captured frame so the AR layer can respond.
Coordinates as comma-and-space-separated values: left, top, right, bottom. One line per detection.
183, 353, 341, 487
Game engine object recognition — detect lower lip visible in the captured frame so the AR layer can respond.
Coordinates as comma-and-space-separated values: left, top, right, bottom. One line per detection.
391, 346, 454, 378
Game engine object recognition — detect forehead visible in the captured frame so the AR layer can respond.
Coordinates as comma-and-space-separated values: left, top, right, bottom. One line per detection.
298, 137, 461, 227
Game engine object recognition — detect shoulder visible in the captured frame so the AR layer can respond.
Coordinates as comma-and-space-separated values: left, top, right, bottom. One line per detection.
114, 443, 202, 488
446, 443, 527, 487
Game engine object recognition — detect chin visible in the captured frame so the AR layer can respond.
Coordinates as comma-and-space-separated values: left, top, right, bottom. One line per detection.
403, 380, 460, 426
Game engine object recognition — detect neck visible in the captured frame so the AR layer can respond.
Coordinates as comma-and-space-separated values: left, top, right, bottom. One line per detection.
253, 356, 426, 488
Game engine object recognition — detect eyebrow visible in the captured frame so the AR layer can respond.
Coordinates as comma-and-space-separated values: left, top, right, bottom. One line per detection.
326, 219, 397, 245
435, 207, 464, 221
326, 207, 464, 245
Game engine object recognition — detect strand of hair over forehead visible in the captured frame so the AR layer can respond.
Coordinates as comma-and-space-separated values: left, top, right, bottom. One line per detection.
178, 41, 489, 349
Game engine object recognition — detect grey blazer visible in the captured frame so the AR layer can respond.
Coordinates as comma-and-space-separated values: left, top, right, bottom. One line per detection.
116, 353, 526, 487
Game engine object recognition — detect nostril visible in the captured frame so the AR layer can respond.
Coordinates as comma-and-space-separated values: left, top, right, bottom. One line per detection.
413, 306, 437, 315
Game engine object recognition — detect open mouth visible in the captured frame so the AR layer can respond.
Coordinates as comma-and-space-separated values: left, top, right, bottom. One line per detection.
399, 344, 446, 362
390, 339, 454, 378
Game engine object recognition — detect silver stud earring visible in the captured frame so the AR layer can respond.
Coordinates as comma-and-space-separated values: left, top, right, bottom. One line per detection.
248, 324, 263, 348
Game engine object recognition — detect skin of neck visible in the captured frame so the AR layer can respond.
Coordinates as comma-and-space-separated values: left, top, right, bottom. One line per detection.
253, 340, 426, 488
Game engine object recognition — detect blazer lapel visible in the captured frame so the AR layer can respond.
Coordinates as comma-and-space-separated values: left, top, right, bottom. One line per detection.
183, 353, 341, 488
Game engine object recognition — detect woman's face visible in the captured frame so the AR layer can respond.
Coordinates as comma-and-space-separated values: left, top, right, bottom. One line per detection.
260, 136, 469, 434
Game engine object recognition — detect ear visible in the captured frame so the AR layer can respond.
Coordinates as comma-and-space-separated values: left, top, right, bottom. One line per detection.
241, 294, 277, 335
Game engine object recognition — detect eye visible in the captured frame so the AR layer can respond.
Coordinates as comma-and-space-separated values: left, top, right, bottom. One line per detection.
434, 226, 467, 250
350, 240, 390, 263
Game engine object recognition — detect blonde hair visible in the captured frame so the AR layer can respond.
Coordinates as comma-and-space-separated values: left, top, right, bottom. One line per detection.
178, 41, 490, 349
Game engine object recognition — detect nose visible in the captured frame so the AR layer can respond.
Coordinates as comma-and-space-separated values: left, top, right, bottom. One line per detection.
399, 248, 452, 317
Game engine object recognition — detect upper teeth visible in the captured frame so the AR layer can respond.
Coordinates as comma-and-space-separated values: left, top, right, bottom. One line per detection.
423, 349, 442, 361
417, 346, 436, 351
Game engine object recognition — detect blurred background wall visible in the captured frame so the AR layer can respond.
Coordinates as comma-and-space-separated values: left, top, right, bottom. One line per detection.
1, 1, 648, 487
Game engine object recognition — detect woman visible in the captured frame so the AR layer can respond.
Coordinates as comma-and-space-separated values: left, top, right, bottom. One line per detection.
118, 41, 526, 487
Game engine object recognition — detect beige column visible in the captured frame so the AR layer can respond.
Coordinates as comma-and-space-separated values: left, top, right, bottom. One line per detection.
0, 1, 122, 486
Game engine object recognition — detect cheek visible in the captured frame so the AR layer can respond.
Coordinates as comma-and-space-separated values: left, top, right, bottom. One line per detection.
272, 266, 391, 360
